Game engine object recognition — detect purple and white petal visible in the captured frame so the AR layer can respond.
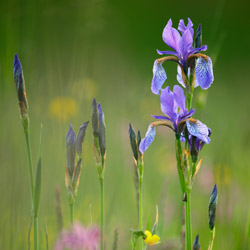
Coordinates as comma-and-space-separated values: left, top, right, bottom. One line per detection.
162, 19, 181, 52
139, 125, 156, 154
195, 56, 214, 89
186, 119, 210, 144
151, 60, 167, 95
173, 85, 186, 111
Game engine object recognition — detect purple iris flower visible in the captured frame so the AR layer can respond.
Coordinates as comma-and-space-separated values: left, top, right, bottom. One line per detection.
139, 85, 194, 153
151, 18, 214, 94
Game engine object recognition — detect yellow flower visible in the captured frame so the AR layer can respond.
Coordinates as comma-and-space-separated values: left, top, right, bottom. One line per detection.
144, 230, 160, 246
48, 97, 77, 122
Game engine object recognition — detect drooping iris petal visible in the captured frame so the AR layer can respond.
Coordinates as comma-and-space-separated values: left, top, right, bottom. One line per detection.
195, 56, 214, 89
173, 85, 186, 112
162, 19, 181, 52
186, 119, 210, 144
177, 65, 186, 88
139, 125, 156, 154
151, 60, 167, 95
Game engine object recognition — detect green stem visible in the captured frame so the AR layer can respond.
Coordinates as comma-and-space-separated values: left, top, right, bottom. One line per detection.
69, 202, 74, 224
33, 216, 39, 250
185, 188, 192, 250
175, 136, 185, 195
138, 175, 143, 250
208, 228, 215, 250
23, 124, 34, 200
99, 177, 104, 250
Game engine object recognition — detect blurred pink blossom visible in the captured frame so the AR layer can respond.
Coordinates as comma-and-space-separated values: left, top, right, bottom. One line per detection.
54, 222, 99, 250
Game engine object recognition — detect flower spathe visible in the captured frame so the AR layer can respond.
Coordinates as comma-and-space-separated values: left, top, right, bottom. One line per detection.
151, 18, 214, 94
144, 230, 160, 246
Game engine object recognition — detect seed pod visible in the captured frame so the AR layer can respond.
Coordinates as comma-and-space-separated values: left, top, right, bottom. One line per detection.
209, 184, 218, 230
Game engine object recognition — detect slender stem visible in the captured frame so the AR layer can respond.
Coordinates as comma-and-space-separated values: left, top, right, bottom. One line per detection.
138, 175, 143, 250
175, 136, 185, 195
185, 188, 192, 250
99, 177, 104, 250
208, 228, 215, 250
24, 125, 34, 200
33, 216, 39, 250
69, 202, 74, 224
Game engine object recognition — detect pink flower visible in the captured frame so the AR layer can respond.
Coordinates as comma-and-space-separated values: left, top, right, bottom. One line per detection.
54, 222, 100, 250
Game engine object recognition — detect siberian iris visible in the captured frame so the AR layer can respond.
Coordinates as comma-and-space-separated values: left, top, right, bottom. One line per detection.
139, 85, 211, 154
151, 18, 214, 95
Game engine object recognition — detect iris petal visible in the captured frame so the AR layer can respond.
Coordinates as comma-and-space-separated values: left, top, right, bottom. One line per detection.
151, 60, 167, 95
186, 119, 210, 144
139, 125, 156, 154
195, 56, 214, 89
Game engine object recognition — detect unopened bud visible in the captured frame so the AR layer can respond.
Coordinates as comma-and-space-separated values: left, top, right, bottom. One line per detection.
92, 98, 99, 137
129, 123, 138, 161
13, 54, 28, 118
76, 121, 89, 155
193, 234, 201, 250
98, 103, 106, 157
195, 24, 202, 48
66, 125, 76, 177
209, 184, 218, 230
73, 159, 82, 192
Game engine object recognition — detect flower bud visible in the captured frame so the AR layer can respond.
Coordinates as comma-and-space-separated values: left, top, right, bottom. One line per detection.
66, 125, 76, 177
13, 54, 28, 118
128, 123, 138, 161
98, 103, 106, 157
209, 184, 218, 230
76, 121, 89, 155
195, 24, 202, 49
92, 98, 99, 137
193, 234, 201, 250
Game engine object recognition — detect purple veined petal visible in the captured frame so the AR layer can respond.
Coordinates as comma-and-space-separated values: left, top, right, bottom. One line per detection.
151, 114, 171, 121
177, 108, 195, 124
151, 60, 167, 95
187, 45, 207, 57
178, 18, 193, 36
186, 119, 210, 144
160, 86, 175, 120
178, 28, 193, 62
195, 56, 214, 89
162, 19, 181, 52
156, 49, 179, 57
173, 85, 186, 111
177, 65, 186, 88
139, 125, 156, 154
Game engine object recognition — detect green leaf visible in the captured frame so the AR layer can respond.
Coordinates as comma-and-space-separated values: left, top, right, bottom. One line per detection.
33, 157, 41, 217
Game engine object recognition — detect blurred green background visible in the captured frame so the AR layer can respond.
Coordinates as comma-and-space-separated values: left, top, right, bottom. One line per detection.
0, 0, 250, 249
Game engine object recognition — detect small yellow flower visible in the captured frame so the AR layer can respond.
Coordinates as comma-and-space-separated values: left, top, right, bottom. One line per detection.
144, 230, 160, 246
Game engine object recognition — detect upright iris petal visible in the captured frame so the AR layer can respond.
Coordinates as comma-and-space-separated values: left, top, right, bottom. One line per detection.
151, 60, 167, 95
195, 57, 214, 89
